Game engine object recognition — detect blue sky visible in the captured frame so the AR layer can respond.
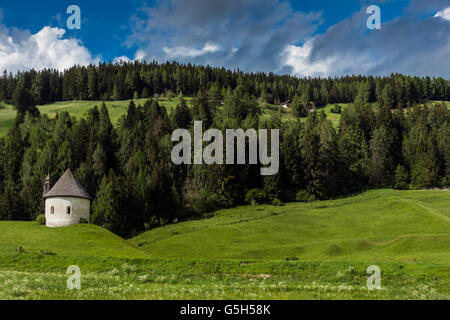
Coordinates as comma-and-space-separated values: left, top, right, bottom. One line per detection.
0, 0, 449, 77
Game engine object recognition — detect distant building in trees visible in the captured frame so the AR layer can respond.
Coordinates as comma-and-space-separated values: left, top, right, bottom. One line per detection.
43, 169, 91, 228
280, 101, 291, 109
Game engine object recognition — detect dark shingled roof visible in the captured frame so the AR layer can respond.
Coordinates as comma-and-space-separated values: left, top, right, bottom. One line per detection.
44, 169, 91, 199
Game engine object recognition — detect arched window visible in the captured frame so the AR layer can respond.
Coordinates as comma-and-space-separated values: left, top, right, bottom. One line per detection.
67, 207, 71, 215
50, 206, 54, 214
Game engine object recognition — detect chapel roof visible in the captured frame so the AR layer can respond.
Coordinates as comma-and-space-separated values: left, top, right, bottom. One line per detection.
44, 169, 91, 199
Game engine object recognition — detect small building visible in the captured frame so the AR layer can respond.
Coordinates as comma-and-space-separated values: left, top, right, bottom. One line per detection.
280, 101, 291, 109
43, 169, 91, 228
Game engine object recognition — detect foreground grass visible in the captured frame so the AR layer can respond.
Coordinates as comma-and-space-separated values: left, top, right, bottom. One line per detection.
0, 261, 446, 300
0, 189, 448, 299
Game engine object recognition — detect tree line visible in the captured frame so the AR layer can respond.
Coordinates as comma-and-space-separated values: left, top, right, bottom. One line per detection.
1, 61, 449, 110
0, 62, 448, 237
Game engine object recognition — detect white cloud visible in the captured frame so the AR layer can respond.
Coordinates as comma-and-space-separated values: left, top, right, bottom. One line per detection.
134, 49, 146, 61
127, 0, 322, 72
112, 50, 149, 64
434, 7, 450, 20
282, 40, 335, 77
113, 56, 132, 64
281, 39, 379, 77
281, 8, 450, 78
163, 42, 223, 59
0, 25, 98, 73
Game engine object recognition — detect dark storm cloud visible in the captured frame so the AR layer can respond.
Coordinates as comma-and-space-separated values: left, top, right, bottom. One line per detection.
126, 0, 323, 72
126, 0, 450, 77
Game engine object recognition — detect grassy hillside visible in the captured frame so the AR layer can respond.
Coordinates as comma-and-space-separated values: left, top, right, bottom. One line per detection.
0, 222, 148, 262
1, 99, 448, 137
0, 102, 16, 137
314, 103, 349, 127
0, 99, 345, 136
0, 98, 192, 137
429, 101, 450, 108
36, 97, 190, 125
0, 190, 449, 299
1, 97, 284, 136
131, 189, 450, 263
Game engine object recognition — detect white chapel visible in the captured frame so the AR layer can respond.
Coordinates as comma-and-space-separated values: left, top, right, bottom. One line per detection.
43, 169, 91, 228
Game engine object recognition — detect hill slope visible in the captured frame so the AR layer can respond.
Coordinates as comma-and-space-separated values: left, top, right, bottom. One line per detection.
1, 97, 282, 136
0, 98, 190, 137
0, 190, 449, 299
0, 222, 148, 262
130, 189, 450, 263
2, 100, 448, 137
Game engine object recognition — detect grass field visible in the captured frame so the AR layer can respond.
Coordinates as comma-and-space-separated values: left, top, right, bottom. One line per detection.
0, 97, 282, 137
314, 103, 349, 127
0, 102, 16, 137
0, 99, 346, 136
36, 97, 189, 125
0, 189, 448, 300
0, 98, 191, 137
1, 99, 448, 137
131, 189, 450, 262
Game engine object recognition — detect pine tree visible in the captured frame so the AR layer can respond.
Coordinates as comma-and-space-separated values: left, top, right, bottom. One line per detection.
12, 75, 39, 116
173, 97, 192, 129
280, 120, 303, 188
0, 180, 24, 220
92, 175, 123, 233
291, 93, 307, 117
141, 87, 150, 99
87, 65, 98, 100
394, 165, 409, 190
380, 83, 395, 108
0, 70, 7, 101
317, 118, 339, 197
57, 141, 72, 173
411, 133, 440, 188
368, 125, 394, 186
92, 143, 107, 181
354, 81, 371, 106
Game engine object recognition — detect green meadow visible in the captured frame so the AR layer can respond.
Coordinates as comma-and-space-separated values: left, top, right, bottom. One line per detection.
0, 101, 16, 137
131, 189, 450, 263
1, 99, 448, 137
0, 98, 346, 136
36, 97, 188, 125
0, 189, 448, 300
0, 98, 190, 137
0, 97, 287, 136
0, 99, 449, 300
314, 103, 349, 127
